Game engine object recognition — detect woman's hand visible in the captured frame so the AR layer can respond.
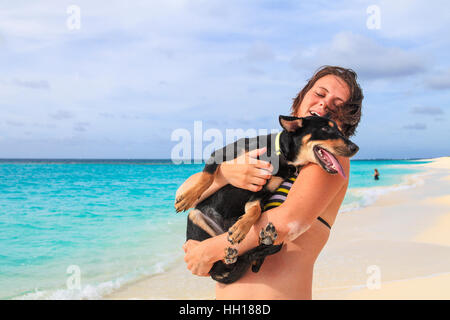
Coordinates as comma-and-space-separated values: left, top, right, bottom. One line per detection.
218, 147, 273, 192
183, 239, 217, 277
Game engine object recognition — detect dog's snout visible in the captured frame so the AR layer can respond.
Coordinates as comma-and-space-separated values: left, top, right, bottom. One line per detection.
348, 142, 359, 155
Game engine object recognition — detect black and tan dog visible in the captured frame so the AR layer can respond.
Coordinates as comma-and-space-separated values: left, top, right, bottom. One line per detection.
175, 115, 359, 284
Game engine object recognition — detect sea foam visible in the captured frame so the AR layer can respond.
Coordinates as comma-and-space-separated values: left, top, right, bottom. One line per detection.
340, 172, 427, 213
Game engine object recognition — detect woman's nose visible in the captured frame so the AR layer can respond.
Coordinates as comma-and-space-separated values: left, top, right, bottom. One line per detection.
316, 102, 328, 115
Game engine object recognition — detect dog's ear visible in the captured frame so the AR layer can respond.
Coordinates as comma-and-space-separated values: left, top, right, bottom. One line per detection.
279, 115, 303, 132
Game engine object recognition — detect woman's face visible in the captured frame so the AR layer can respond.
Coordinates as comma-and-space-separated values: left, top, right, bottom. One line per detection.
295, 74, 350, 126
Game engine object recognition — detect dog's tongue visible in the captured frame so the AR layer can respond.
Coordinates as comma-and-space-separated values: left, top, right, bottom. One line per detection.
321, 148, 346, 179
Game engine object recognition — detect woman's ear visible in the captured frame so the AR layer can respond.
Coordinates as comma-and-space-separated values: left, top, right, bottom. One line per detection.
279, 115, 303, 132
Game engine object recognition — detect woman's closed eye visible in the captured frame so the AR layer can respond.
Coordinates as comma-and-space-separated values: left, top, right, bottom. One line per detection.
315, 92, 325, 98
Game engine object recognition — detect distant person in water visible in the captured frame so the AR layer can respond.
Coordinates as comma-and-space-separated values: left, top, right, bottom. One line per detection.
374, 169, 380, 180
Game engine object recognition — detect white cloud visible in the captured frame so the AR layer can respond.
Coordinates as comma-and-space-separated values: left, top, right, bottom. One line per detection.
13, 79, 50, 89
425, 68, 450, 90
1, 0, 449, 158
402, 123, 427, 130
375, 0, 450, 39
411, 106, 444, 115
291, 32, 427, 80
49, 110, 75, 120
245, 41, 275, 61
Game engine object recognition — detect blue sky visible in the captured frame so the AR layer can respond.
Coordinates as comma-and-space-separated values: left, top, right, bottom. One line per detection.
0, 0, 449, 159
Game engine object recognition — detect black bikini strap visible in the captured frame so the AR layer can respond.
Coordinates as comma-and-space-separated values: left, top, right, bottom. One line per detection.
317, 216, 331, 229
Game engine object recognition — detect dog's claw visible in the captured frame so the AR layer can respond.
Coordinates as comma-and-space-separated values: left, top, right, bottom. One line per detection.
224, 247, 238, 264
227, 222, 251, 245
174, 172, 215, 213
174, 192, 199, 213
259, 222, 278, 246
227, 233, 238, 245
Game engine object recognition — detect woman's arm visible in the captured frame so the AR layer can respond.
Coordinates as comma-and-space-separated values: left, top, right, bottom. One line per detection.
176, 148, 273, 207
237, 157, 349, 252
183, 157, 350, 276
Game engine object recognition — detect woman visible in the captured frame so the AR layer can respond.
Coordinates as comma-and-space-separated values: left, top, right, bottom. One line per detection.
179, 66, 363, 299
374, 169, 380, 180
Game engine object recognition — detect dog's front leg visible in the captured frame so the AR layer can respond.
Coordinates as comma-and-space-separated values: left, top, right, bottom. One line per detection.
175, 141, 247, 213
174, 165, 217, 213
227, 197, 264, 245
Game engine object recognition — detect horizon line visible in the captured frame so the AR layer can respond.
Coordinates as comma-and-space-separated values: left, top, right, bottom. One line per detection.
0, 157, 439, 161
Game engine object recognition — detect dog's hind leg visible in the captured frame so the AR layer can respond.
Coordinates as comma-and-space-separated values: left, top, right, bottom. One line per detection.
188, 209, 224, 237
226, 175, 284, 245
211, 222, 283, 284
227, 199, 263, 245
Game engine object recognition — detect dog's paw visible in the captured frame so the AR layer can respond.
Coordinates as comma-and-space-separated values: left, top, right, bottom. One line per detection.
174, 172, 215, 213
174, 191, 198, 213
259, 222, 277, 246
227, 217, 251, 245
223, 247, 238, 265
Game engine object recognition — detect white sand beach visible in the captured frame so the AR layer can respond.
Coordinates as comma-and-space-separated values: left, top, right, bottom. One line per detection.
106, 157, 450, 300
313, 157, 450, 299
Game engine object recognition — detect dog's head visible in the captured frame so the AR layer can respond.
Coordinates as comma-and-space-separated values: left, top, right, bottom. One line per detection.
278, 115, 359, 178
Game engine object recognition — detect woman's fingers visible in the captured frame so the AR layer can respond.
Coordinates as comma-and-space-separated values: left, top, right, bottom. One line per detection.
220, 147, 275, 192
247, 147, 267, 159
249, 176, 268, 187
255, 167, 273, 179
244, 149, 273, 191
183, 239, 199, 254
247, 184, 263, 192
248, 148, 274, 173
255, 160, 274, 173
183, 240, 211, 277
182, 241, 189, 253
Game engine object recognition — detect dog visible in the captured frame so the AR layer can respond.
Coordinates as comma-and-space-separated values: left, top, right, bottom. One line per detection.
175, 115, 359, 284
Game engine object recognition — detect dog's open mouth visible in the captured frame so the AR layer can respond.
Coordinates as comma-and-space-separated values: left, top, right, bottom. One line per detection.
313, 146, 346, 179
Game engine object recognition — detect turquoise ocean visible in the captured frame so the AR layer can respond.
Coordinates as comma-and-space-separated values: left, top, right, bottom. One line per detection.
0, 159, 430, 299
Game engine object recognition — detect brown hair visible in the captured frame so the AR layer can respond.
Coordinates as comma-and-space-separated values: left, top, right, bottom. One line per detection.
290, 65, 363, 137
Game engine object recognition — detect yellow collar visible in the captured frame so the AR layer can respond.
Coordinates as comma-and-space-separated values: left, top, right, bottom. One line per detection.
275, 131, 282, 156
